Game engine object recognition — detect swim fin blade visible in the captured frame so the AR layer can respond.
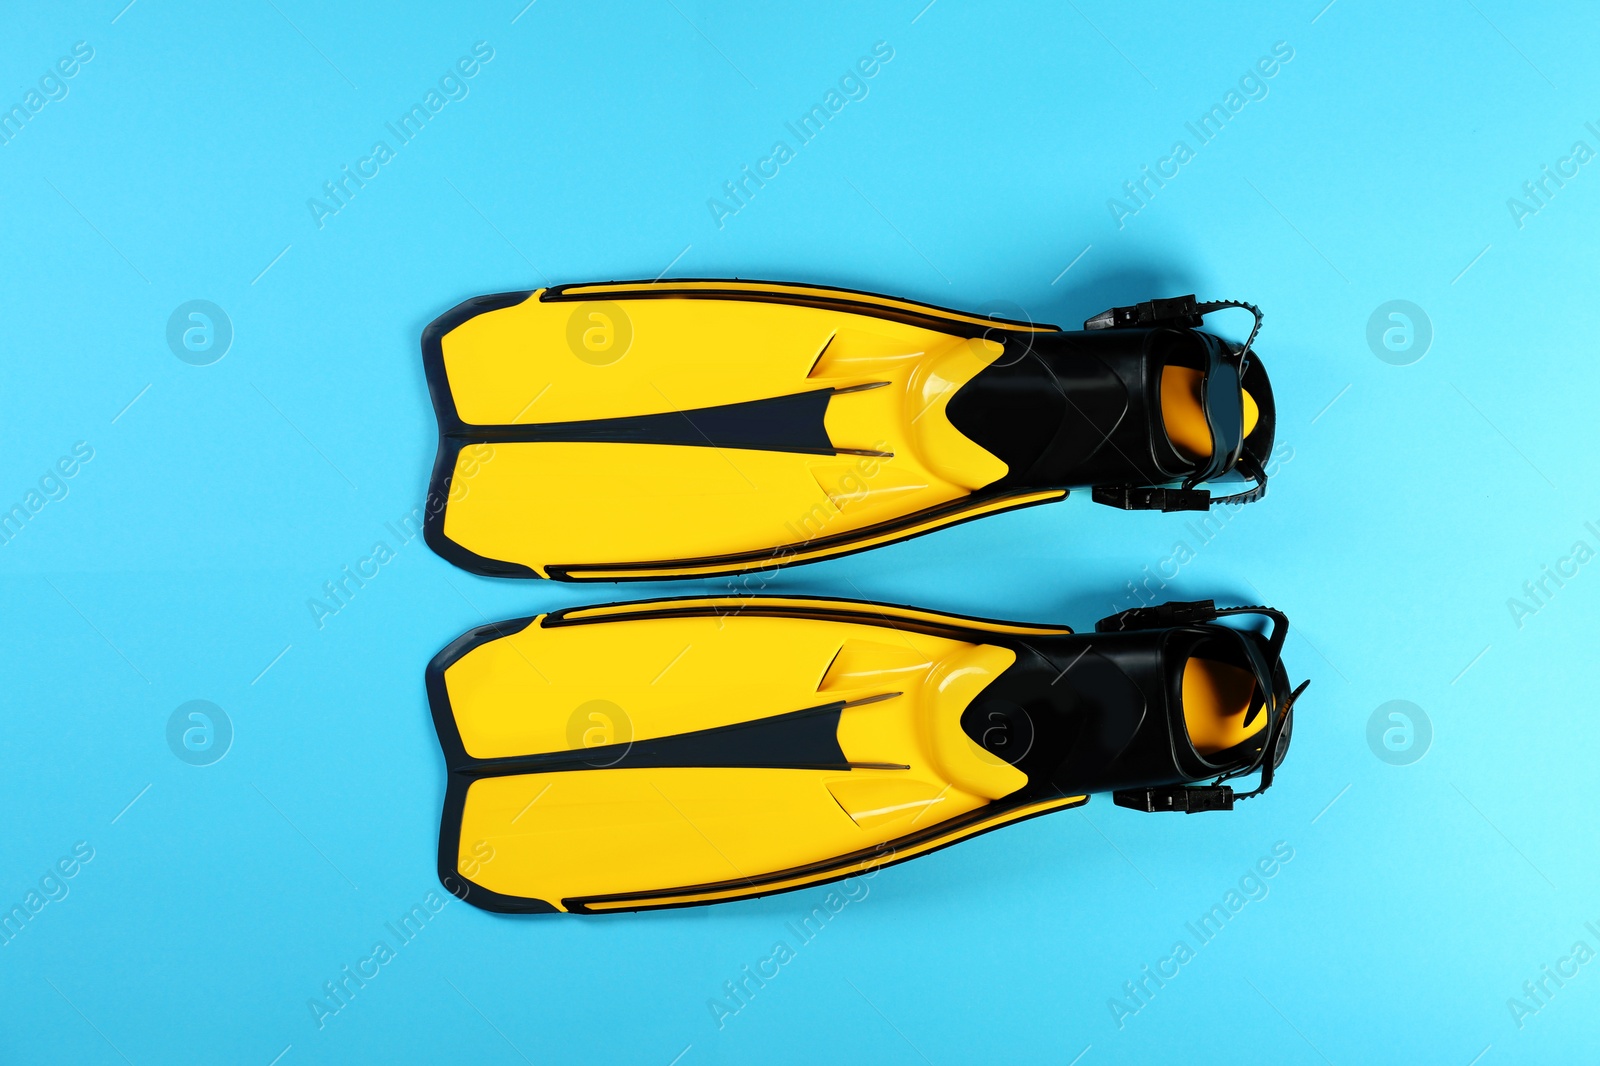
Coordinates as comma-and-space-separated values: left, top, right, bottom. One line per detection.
429, 596, 1305, 913
421, 282, 1277, 580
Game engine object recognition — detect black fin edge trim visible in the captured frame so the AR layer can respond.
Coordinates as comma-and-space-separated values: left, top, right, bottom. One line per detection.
420, 291, 542, 577
537, 593, 1069, 642
541, 278, 1060, 335
427, 615, 558, 913
562, 790, 1088, 914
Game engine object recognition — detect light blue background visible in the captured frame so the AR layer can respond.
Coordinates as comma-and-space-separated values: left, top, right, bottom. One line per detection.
3, 1, 1598, 1062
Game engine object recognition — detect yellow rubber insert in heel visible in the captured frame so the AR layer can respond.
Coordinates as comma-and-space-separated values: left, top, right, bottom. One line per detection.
1181, 656, 1265, 755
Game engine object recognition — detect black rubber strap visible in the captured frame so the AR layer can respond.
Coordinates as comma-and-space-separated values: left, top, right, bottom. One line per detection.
1094, 441, 1267, 513
1207, 451, 1268, 507
1091, 465, 1267, 509
1194, 299, 1263, 368
1231, 679, 1310, 801
1211, 602, 1291, 663
1083, 295, 1263, 367
1182, 330, 1247, 488
1094, 600, 1289, 660
1111, 680, 1308, 813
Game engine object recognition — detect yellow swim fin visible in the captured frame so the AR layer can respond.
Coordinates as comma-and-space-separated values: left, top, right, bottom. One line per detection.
429, 596, 1306, 913
421, 283, 1276, 580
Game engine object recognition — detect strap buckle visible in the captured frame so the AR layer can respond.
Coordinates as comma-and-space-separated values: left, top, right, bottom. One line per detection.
1091, 485, 1211, 512
1084, 295, 1262, 363
1083, 295, 1205, 331
1095, 599, 1218, 633
1114, 785, 1236, 813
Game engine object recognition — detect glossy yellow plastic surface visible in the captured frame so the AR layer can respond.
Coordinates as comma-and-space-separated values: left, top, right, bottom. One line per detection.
441, 599, 1084, 911
437, 285, 1062, 578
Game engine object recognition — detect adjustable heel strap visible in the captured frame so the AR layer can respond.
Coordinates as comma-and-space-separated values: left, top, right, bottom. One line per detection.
1231, 678, 1311, 802
1194, 299, 1263, 367
1205, 451, 1268, 507
1095, 600, 1288, 665
1082, 295, 1263, 366
1112, 679, 1309, 814
1212, 603, 1290, 662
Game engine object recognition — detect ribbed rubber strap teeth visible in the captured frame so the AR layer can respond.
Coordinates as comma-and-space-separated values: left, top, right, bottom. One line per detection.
1195, 299, 1264, 364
